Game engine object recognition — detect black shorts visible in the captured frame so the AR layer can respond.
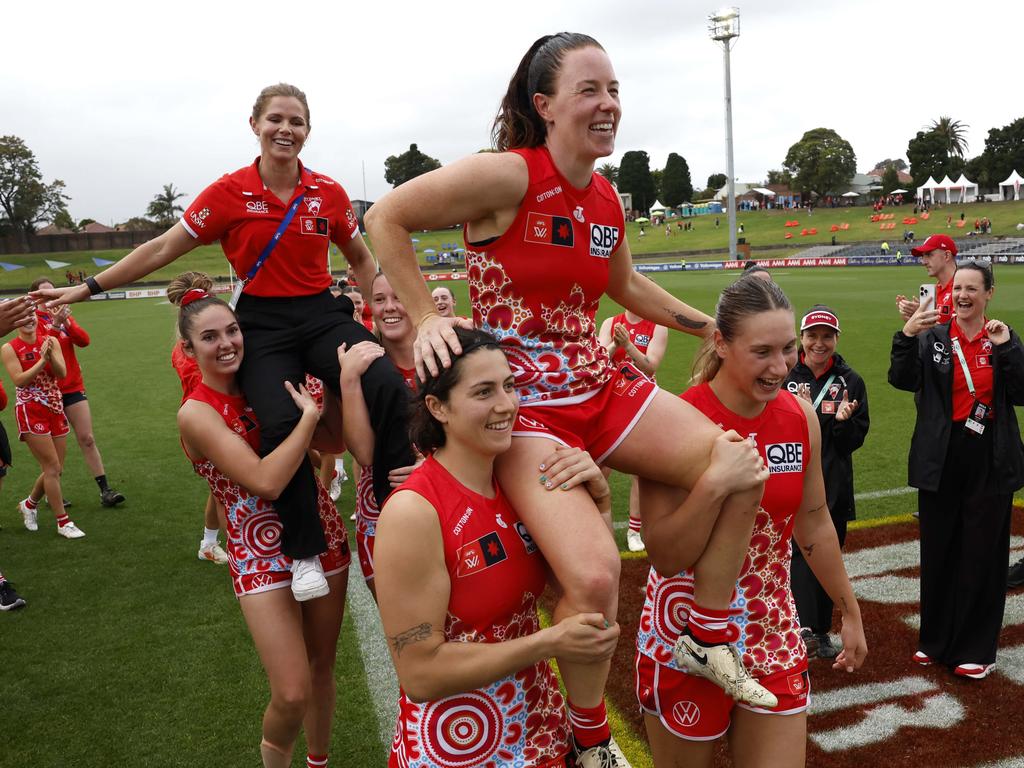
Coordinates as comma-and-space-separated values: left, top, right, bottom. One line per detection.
62, 390, 87, 408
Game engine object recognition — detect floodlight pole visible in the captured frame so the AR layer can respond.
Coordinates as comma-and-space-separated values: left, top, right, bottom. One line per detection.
709, 8, 740, 261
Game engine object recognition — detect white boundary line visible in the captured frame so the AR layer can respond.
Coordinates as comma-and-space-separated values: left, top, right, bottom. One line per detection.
346, 568, 399, 748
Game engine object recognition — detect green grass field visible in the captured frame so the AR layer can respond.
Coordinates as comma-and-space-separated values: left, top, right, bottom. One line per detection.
2, 264, 1023, 766
3, 199, 1023, 292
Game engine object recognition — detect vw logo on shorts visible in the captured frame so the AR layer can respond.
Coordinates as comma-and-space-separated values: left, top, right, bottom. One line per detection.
672, 700, 701, 727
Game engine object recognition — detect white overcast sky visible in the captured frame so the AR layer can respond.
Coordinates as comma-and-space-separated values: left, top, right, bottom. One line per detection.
4, 0, 1021, 225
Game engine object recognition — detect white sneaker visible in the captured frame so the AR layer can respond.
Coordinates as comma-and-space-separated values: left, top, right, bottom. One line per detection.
19, 500, 38, 532
57, 521, 86, 539
575, 737, 631, 767
626, 528, 645, 552
198, 541, 229, 564
334, 458, 348, 484
290, 556, 329, 601
673, 633, 778, 709
329, 472, 342, 502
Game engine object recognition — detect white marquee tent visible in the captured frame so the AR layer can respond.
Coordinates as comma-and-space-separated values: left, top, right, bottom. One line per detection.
952, 173, 979, 203
1000, 170, 1024, 201
916, 176, 940, 202
938, 175, 958, 204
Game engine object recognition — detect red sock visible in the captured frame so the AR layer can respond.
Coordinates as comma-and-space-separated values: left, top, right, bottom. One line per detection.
567, 699, 610, 749
687, 603, 731, 644
56, 513, 70, 528
307, 754, 327, 768
24, 496, 38, 510
628, 516, 642, 533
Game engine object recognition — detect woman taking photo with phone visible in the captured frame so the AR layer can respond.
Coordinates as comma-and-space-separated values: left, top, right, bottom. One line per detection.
890, 259, 1024, 679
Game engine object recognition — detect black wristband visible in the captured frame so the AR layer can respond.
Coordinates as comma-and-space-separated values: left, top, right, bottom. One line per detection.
85, 277, 103, 296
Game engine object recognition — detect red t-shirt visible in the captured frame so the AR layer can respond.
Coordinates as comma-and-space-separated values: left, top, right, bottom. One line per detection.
936, 276, 953, 325
949, 318, 995, 421
36, 311, 90, 395
466, 145, 625, 404
181, 159, 360, 297
389, 455, 570, 768
608, 312, 657, 366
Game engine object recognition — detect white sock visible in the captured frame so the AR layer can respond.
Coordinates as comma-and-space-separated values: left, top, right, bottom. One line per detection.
202, 527, 219, 546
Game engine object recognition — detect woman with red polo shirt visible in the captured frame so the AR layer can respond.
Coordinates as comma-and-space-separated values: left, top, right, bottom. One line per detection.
890, 260, 1024, 679
2, 313, 85, 539
338, 272, 422, 599
31, 278, 126, 509
367, 34, 772, 757
636, 275, 866, 767
598, 310, 667, 552
34, 83, 414, 602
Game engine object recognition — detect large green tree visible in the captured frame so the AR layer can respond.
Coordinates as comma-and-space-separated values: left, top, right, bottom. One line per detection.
597, 163, 618, 185
52, 208, 77, 232
706, 172, 727, 191
765, 169, 792, 187
617, 150, 656, 212
872, 158, 908, 173
0, 135, 70, 246
880, 166, 901, 194
384, 143, 442, 187
783, 128, 857, 199
975, 116, 1024, 188
146, 183, 186, 229
660, 153, 693, 208
928, 116, 970, 159
906, 130, 962, 185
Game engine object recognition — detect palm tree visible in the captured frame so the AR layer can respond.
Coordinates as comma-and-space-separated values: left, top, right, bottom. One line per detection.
146, 183, 186, 228
927, 116, 970, 159
597, 163, 618, 185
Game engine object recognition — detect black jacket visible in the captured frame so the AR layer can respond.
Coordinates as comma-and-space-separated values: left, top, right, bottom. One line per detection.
888, 324, 1024, 494
785, 353, 869, 521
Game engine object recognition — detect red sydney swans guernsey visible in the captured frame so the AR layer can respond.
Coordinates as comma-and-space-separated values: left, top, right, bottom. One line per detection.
466, 146, 624, 405
638, 384, 810, 680
389, 455, 571, 768
608, 312, 657, 367
9, 335, 63, 412
35, 311, 90, 395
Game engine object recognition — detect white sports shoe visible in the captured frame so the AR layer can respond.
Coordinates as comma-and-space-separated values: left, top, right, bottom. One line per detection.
329, 472, 342, 502
673, 633, 778, 709
19, 500, 38, 532
575, 737, 631, 767
334, 459, 348, 484
626, 528, 645, 553
291, 556, 329, 601
57, 521, 86, 540
198, 541, 229, 564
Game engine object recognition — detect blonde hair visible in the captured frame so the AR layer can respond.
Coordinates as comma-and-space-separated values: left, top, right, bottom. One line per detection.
691, 275, 792, 384
252, 83, 310, 126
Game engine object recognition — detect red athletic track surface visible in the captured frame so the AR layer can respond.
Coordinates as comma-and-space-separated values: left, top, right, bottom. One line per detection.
604, 506, 1024, 767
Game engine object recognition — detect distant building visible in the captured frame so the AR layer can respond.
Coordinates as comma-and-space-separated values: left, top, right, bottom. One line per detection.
350, 199, 374, 230
82, 221, 115, 234
36, 223, 75, 235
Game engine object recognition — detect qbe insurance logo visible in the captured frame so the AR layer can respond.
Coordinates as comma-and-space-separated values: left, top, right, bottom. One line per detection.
589, 223, 618, 258
765, 442, 803, 474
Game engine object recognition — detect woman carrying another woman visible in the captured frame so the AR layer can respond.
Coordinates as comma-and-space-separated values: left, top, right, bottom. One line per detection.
34, 83, 414, 602
890, 259, 1024, 679
31, 277, 126, 509
169, 273, 350, 767
374, 327, 620, 768
367, 33, 773, 760
636, 275, 867, 767
3, 311, 84, 539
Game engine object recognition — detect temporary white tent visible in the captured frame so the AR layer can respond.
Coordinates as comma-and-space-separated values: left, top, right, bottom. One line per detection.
938, 175, 957, 204
650, 200, 667, 213
953, 174, 979, 203
1000, 170, 1024, 201
916, 176, 940, 203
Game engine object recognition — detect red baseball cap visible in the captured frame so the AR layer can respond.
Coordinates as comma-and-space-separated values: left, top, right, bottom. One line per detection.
800, 305, 840, 333
911, 234, 958, 257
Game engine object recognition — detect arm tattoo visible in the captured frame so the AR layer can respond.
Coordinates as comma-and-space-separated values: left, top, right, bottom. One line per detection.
666, 308, 708, 330
807, 502, 827, 517
390, 623, 432, 656
802, 543, 816, 558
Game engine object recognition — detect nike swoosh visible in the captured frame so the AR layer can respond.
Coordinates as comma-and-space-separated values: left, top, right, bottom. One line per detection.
689, 647, 709, 665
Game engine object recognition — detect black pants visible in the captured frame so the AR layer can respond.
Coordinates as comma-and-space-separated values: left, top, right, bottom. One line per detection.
791, 516, 848, 634
236, 291, 415, 559
917, 423, 1011, 667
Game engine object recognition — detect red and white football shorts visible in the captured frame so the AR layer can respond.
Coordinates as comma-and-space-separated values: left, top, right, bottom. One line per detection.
356, 529, 376, 583
513, 362, 659, 463
634, 652, 810, 741
16, 401, 69, 440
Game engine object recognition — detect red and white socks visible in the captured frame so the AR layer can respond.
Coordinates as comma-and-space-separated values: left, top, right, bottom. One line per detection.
627, 516, 642, 534
307, 753, 328, 768
567, 699, 611, 751
687, 604, 731, 645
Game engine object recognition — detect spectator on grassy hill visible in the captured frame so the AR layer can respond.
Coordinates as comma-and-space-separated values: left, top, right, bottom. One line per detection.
2, 312, 85, 540
32, 82, 415, 605
897, 234, 956, 323
785, 306, 869, 661
170, 272, 351, 768
636, 275, 866, 766
365, 32, 785, 762
30, 278, 126, 510
375, 327, 619, 768
889, 259, 1024, 679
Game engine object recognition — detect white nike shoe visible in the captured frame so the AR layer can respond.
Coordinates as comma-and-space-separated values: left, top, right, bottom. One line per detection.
57, 521, 86, 540
197, 540, 229, 565
329, 472, 342, 502
626, 528, 645, 552
19, 500, 38, 532
575, 737, 631, 767
290, 556, 329, 601
673, 632, 778, 709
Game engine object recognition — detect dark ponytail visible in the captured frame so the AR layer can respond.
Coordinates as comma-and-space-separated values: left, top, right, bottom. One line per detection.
492, 32, 604, 151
